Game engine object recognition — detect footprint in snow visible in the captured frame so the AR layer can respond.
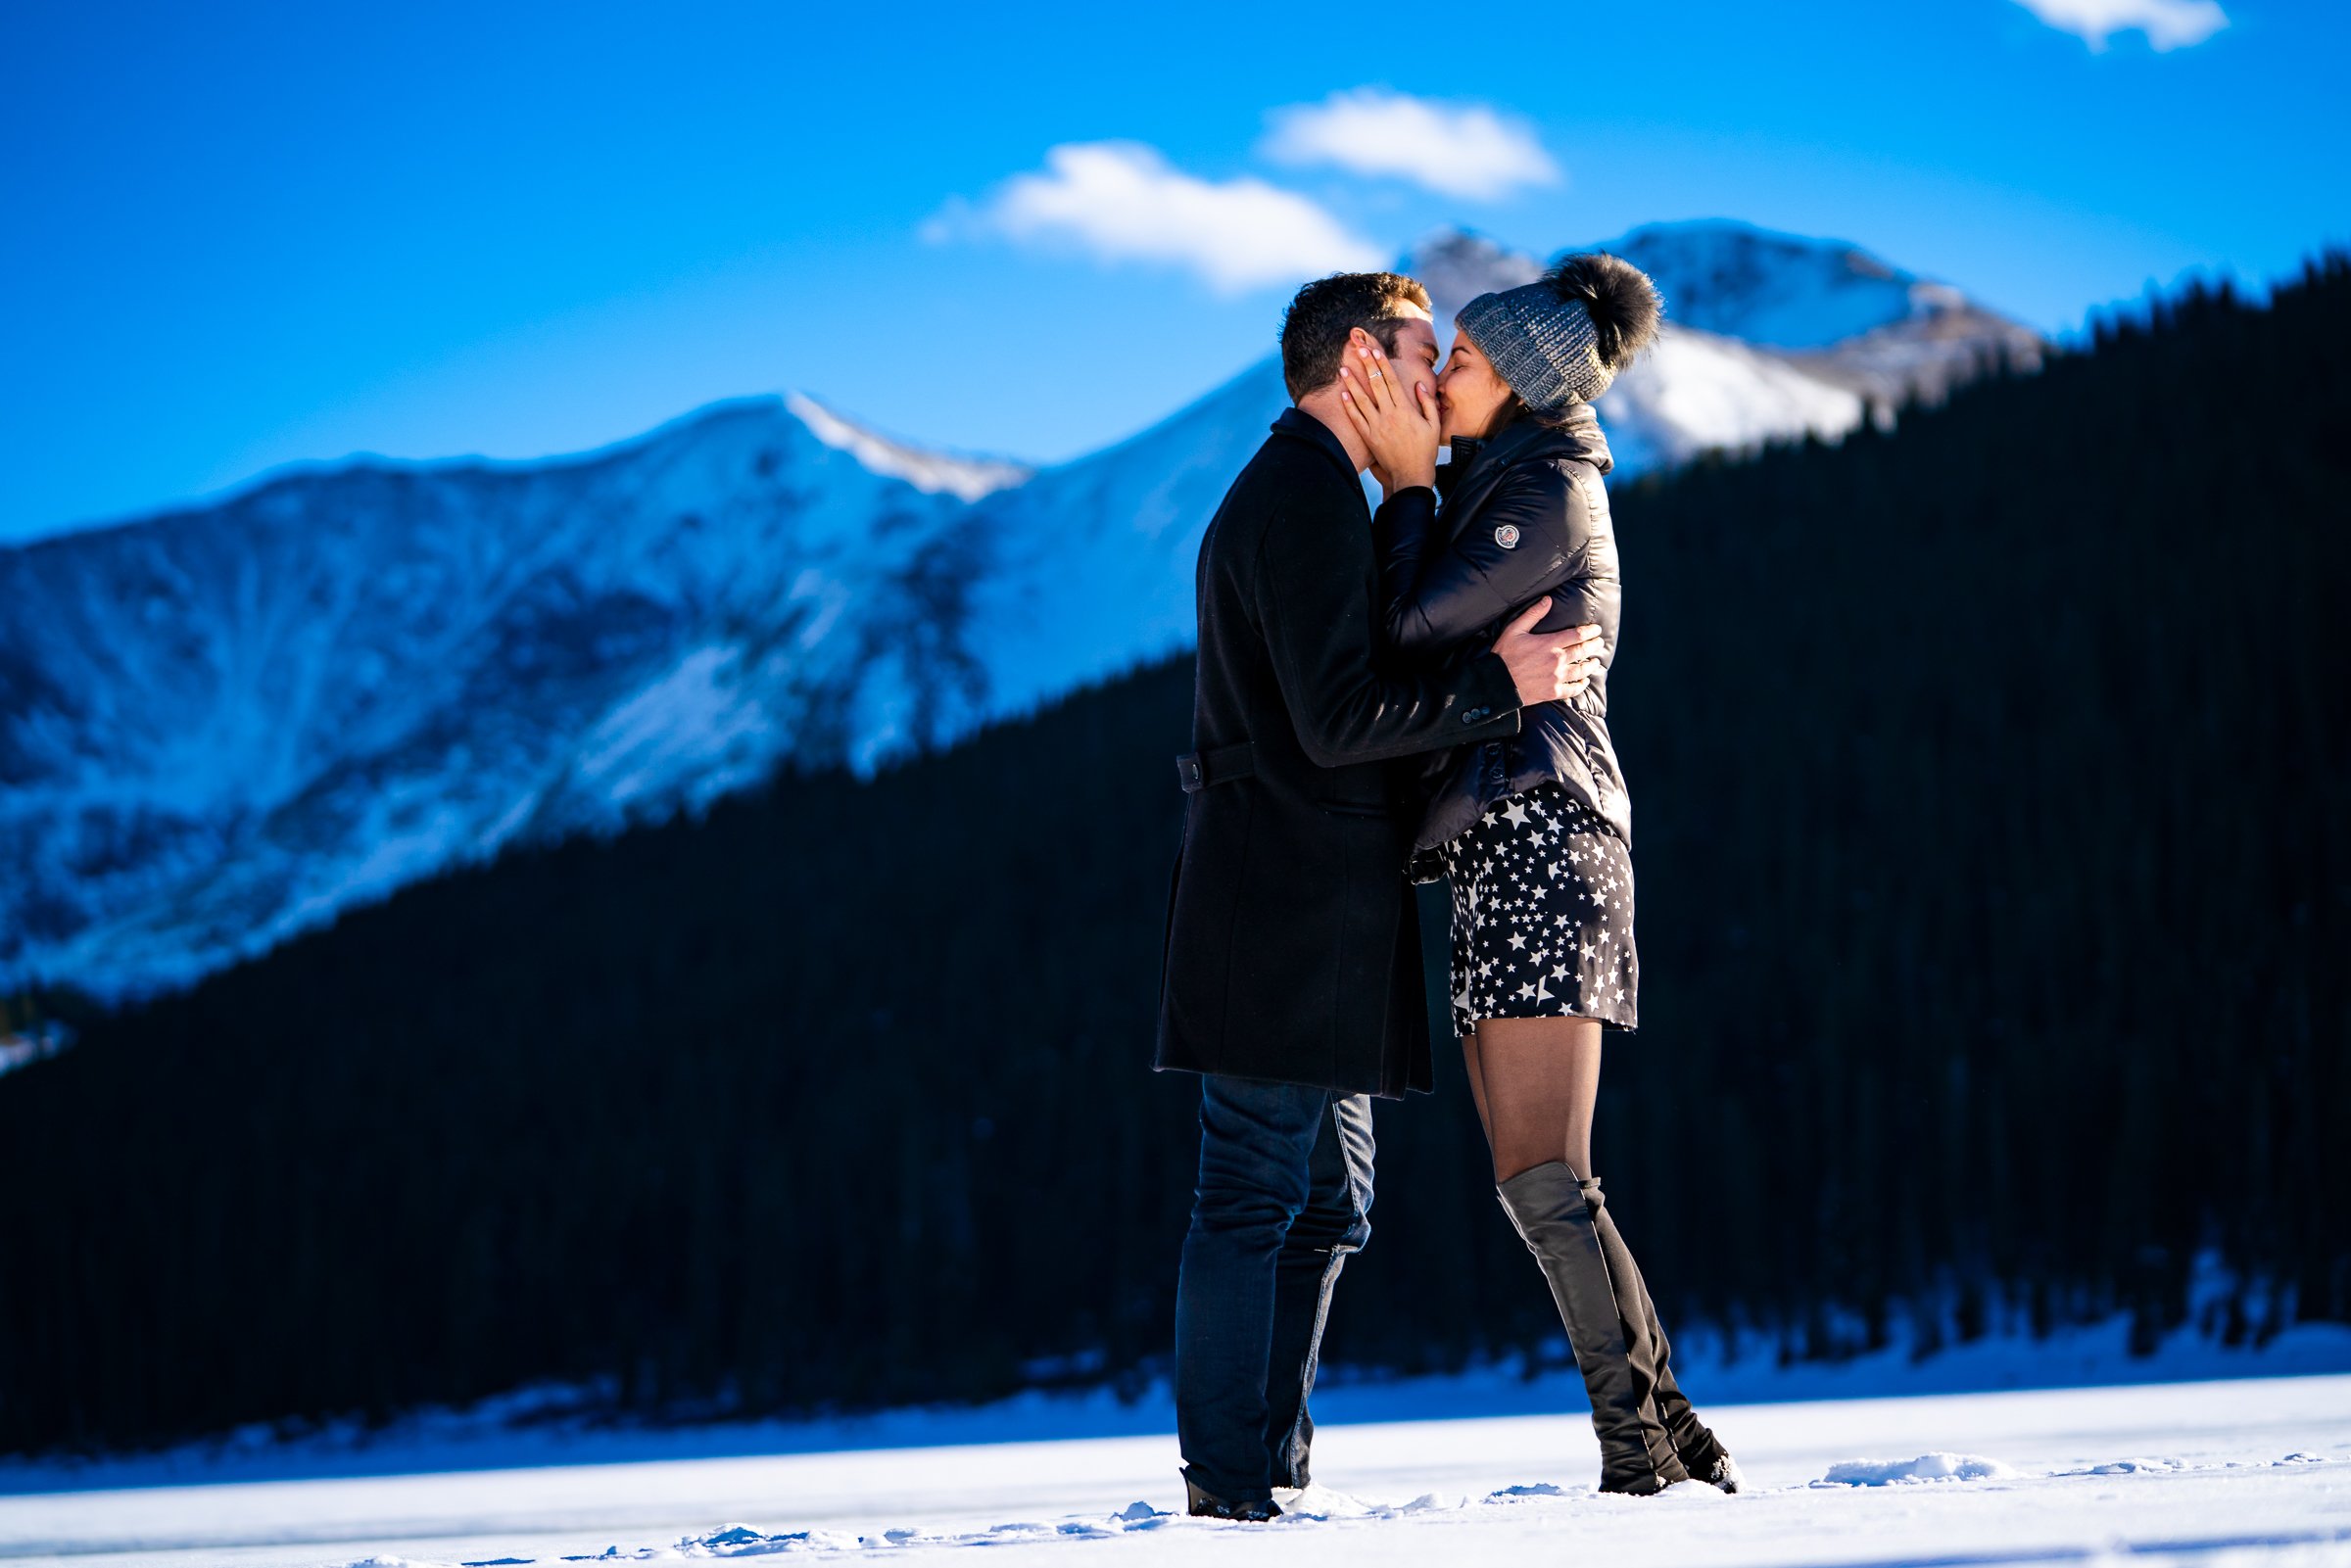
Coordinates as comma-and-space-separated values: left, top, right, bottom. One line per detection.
663, 1505, 1181, 1555
617, 1473, 1746, 1559
2054, 1455, 2195, 1477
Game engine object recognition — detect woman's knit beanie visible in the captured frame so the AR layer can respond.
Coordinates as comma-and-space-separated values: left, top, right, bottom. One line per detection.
1455, 253, 1663, 413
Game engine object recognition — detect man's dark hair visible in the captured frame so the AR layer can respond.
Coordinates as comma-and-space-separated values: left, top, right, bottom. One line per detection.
1278, 271, 1432, 402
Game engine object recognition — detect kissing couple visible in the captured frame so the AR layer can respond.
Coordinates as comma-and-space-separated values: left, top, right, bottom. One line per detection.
1156, 257, 1741, 1516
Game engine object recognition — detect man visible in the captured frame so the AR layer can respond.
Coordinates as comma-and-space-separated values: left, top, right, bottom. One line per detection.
1156, 270, 1606, 1518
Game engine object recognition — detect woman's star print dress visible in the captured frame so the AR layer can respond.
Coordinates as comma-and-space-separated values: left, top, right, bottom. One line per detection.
1433, 779, 1639, 1038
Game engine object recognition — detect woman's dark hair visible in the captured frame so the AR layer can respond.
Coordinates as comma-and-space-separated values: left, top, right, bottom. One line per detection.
1495, 393, 1561, 433
1279, 271, 1433, 402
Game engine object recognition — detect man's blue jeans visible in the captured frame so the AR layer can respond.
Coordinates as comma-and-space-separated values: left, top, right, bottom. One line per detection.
1173, 1074, 1375, 1503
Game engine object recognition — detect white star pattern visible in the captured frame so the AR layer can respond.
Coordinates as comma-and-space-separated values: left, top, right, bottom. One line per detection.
1436, 782, 1637, 1039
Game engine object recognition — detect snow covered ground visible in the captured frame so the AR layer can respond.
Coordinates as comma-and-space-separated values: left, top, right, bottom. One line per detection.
6, 1327, 2349, 1568
4, 1377, 2345, 1568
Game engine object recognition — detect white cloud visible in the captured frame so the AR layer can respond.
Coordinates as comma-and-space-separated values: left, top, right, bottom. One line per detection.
928, 141, 1386, 294
2014, 0, 2229, 51
1261, 87, 1560, 201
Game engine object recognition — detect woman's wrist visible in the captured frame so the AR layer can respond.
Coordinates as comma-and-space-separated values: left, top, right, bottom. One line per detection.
1368, 444, 1436, 494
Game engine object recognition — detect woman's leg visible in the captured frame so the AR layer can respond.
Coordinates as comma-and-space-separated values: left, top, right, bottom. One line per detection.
1470, 1016, 1602, 1182
1459, 1031, 1494, 1147
1474, 1015, 1673, 1489
1470, 1015, 1730, 1487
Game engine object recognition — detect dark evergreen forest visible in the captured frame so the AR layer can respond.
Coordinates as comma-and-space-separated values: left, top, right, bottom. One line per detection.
2, 261, 2344, 1458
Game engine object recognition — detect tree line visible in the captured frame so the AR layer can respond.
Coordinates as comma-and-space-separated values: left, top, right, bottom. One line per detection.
0, 258, 2342, 1457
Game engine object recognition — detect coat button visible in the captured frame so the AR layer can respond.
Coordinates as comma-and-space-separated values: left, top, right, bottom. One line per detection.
1462, 707, 1489, 725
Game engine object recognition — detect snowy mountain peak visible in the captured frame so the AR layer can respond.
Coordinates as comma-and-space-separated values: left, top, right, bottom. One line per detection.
1407, 219, 1980, 352
1404, 228, 1543, 326
785, 393, 1031, 501
1404, 223, 2040, 473
1599, 217, 1956, 351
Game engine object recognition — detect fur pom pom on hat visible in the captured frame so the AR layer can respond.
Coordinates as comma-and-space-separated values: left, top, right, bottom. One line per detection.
1455, 253, 1663, 412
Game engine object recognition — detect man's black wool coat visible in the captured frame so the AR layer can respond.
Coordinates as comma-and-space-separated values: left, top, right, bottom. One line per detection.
1155, 408, 1524, 1098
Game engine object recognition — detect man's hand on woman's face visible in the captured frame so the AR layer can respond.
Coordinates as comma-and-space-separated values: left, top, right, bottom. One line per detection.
1338, 328, 1440, 495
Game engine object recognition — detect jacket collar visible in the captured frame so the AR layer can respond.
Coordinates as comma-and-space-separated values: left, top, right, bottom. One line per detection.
1270, 406, 1362, 484
1438, 402, 1614, 500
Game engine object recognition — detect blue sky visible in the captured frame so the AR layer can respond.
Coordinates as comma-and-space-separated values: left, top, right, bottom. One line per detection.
3, 0, 2344, 543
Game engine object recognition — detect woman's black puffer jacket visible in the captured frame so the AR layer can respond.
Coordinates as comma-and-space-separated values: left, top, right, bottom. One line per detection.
1374, 402, 1629, 864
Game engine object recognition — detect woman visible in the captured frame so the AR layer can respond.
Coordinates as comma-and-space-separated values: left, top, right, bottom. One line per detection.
1337, 255, 1741, 1497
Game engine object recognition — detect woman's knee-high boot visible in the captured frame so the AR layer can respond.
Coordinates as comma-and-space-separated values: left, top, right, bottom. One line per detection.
1496, 1162, 1688, 1494
1583, 1180, 1741, 1492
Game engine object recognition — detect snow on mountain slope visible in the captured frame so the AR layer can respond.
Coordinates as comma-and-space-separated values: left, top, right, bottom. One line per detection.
1792, 294, 2047, 411
0, 400, 1000, 994
1601, 219, 2046, 408
1409, 227, 1866, 470
964, 359, 1290, 720
1600, 328, 1866, 474
0, 222, 2040, 1000
1604, 217, 1950, 350
786, 393, 1032, 500
1408, 223, 2039, 470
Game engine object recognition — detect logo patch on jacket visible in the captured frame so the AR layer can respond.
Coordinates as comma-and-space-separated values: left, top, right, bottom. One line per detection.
1494, 523, 1521, 549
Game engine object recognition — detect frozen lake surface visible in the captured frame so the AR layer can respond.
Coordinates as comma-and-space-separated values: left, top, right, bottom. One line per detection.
4, 1372, 2348, 1568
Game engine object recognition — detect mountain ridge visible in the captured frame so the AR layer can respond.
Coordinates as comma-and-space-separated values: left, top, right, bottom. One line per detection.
0, 219, 2042, 999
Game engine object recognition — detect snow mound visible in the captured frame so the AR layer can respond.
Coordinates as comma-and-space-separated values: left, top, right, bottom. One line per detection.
1655, 1477, 1735, 1501
671, 1521, 868, 1553
1277, 1483, 1465, 1520
1817, 1451, 2018, 1486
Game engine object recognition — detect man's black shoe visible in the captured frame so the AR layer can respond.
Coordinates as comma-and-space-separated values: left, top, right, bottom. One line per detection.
1184, 1478, 1282, 1520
